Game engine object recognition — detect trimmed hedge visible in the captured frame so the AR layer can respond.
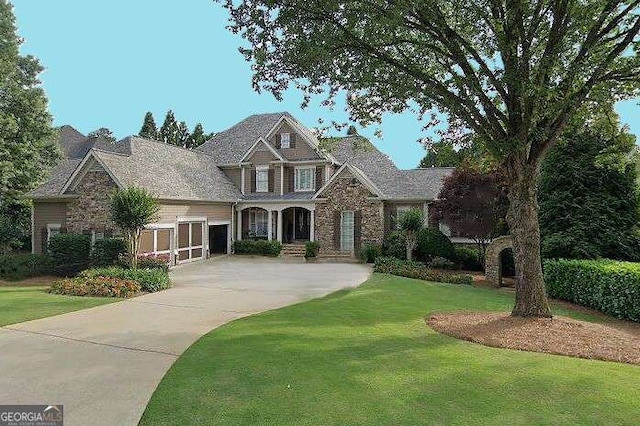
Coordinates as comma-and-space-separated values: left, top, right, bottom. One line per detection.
305, 241, 320, 258
454, 246, 484, 271
374, 256, 473, 286
50, 276, 140, 298
48, 233, 91, 277
80, 266, 171, 293
233, 240, 282, 257
360, 243, 382, 263
92, 238, 127, 267
0, 254, 54, 281
544, 259, 640, 322
415, 228, 455, 261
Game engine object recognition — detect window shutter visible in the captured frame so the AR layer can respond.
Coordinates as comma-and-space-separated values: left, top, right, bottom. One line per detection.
333, 211, 341, 250
290, 133, 296, 148
275, 134, 281, 149
315, 166, 322, 191
354, 210, 362, 253
289, 168, 295, 191
268, 168, 275, 192
251, 170, 257, 193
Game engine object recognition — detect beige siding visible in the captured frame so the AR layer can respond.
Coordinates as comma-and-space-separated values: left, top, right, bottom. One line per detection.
269, 122, 321, 160
157, 203, 233, 223
274, 164, 282, 195
249, 149, 277, 165
222, 168, 242, 190
33, 202, 68, 254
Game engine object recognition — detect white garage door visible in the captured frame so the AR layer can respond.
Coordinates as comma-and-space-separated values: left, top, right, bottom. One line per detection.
177, 221, 205, 263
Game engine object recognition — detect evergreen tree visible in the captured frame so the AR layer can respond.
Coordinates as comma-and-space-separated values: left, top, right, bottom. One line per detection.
188, 123, 207, 149
139, 112, 158, 140
87, 127, 116, 142
539, 114, 640, 261
346, 125, 358, 136
159, 110, 179, 145
419, 143, 461, 168
177, 121, 190, 148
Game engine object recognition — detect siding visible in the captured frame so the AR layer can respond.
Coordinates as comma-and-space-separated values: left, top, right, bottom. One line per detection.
157, 203, 233, 223
33, 202, 68, 254
249, 149, 277, 165
222, 168, 242, 189
383, 202, 424, 236
269, 122, 320, 160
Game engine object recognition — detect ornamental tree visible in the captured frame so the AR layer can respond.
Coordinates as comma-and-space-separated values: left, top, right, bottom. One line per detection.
109, 187, 159, 269
398, 208, 424, 261
220, 0, 640, 317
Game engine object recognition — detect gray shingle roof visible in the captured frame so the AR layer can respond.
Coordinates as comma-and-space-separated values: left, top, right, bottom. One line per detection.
26, 159, 83, 198
196, 112, 289, 164
57, 125, 89, 159
400, 168, 454, 200
93, 137, 241, 201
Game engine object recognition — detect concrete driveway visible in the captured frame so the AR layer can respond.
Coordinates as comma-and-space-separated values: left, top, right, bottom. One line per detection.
0, 257, 370, 426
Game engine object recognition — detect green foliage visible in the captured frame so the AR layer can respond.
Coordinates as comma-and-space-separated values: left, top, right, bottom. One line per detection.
374, 256, 473, 285
177, 121, 190, 148
419, 142, 461, 168
382, 230, 407, 260
136, 254, 170, 273
360, 243, 382, 263
454, 246, 483, 271
109, 187, 159, 269
304, 241, 320, 258
428, 256, 457, 270
80, 266, 171, 293
415, 228, 455, 262
159, 110, 179, 145
188, 123, 207, 148
233, 240, 282, 257
0, 213, 23, 254
0, 253, 53, 280
544, 259, 640, 322
139, 111, 158, 139
91, 238, 127, 267
50, 276, 140, 298
398, 208, 423, 233
539, 119, 640, 261
48, 233, 91, 277
87, 127, 116, 142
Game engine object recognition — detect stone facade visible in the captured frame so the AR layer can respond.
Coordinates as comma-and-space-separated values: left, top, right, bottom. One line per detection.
485, 235, 513, 287
315, 173, 383, 254
66, 167, 119, 234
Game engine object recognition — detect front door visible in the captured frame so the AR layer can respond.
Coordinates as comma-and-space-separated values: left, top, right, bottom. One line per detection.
293, 208, 310, 241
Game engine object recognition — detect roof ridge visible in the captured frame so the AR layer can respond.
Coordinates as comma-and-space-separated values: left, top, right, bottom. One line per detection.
124, 135, 220, 159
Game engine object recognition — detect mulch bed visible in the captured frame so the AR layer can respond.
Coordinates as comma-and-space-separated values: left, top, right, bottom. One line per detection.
427, 312, 640, 366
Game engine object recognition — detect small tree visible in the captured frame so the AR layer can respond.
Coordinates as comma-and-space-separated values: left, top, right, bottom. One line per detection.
109, 187, 159, 269
398, 208, 424, 261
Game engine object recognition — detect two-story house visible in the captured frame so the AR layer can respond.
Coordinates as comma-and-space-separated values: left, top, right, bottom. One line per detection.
27, 112, 453, 263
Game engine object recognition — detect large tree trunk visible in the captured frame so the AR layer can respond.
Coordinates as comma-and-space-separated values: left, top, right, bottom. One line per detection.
505, 157, 552, 318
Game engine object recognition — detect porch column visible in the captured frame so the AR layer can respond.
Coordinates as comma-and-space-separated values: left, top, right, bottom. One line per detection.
237, 208, 243, 240
310, 209, 315, 242
267, 210, 273, 241
277, 210, 283, 242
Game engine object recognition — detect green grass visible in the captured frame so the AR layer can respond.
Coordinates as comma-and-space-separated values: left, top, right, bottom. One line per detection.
0, 286, 118, 326
141, 274, 640, 426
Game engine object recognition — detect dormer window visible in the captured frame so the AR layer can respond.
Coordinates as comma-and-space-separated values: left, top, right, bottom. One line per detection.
280, 133, 291, 148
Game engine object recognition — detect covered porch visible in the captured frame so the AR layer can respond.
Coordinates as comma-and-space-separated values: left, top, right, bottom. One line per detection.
236, 203, 316, 244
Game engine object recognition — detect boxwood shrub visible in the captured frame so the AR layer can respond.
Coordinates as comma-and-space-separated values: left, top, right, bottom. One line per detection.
544, 259, 640, 322
48, 233, 91, 277
415, 228, 455, 261
80, 266, 171, 293
374, 256, 473, 286
0, 253, 54, 281
233, 240, 282, 257
91, 238, 127, 267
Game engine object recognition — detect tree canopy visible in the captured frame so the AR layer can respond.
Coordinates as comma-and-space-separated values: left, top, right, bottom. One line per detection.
221, 0, 640, 317
87, 127, 116, 142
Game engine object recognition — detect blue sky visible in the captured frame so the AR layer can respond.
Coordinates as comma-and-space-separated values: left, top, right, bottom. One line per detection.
12, 0, 640, 170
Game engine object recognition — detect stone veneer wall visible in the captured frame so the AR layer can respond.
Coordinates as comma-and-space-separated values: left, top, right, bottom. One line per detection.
66, 169, 119, 234
315, 174, 383, 254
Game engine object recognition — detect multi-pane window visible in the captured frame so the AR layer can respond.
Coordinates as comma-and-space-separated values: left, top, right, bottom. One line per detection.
280, 133, 291, 148
295, 166, 315, 192
47, 224, 61, 242
340, 211, 355, 251
249, 209, 269, 238
256, 166, 269, 192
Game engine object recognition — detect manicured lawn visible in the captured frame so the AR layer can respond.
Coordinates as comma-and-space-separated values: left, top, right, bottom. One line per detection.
141, 274, 640, 425
0, 286, 118, 326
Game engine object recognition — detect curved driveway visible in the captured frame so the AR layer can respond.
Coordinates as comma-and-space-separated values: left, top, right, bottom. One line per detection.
0, 257, 370, 426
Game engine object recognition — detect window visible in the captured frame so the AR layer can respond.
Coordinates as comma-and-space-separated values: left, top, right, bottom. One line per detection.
249, 209, 268, 238
256, 166, 269, 192
47, 224, 61, 242
280, 133, 291, 148
340, 211, 355, 251
177, 222, 204, 262
295, 166, 315, 192
91, 230, 105, 247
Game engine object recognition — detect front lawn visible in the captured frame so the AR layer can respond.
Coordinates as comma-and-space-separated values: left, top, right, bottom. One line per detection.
0, 287, 118, 327
141, 274, 640, 425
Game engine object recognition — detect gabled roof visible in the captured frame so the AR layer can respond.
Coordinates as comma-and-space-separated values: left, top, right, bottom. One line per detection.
56, 125, 126, 159
314, 162, 384, 199
26, 159, 84, 198
239, 137, 285, 163
196, 112, 290, 164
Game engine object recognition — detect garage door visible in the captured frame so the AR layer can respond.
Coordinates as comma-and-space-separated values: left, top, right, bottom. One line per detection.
139, 228, 173, 257
177, 221, 204, 262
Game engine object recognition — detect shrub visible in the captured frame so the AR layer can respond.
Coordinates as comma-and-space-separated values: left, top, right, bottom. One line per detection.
48, 233, 91, 277
0, 253, 54, 280
50, 276, 140, 298
415, 228, 455, 262
233, 240, 282, 257
92, 238, 127, 267
383, 231, 407, 260
80, 266, 171, 293
136, 254, 171, 272
454, 246, 484, 271
544, 259, 640, 322
374, 256, 473, 286
305, 241, 320, 258
428, 256, 457, 270
360, 243, 382, 263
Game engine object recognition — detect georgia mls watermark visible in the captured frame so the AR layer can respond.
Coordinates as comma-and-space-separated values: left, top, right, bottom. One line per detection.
0, 405, 63, 426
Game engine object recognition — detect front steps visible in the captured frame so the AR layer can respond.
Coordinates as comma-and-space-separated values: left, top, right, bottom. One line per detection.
281, 244, 306, 257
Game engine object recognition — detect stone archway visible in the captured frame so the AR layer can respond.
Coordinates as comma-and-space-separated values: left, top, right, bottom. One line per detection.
485, 235, 513, 287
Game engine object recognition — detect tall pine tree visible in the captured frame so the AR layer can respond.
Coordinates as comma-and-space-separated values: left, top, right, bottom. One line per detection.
159, 110, 179, 145
188, 123, 207, 149
139, 112, 158, 139
177, 121, 190, 148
